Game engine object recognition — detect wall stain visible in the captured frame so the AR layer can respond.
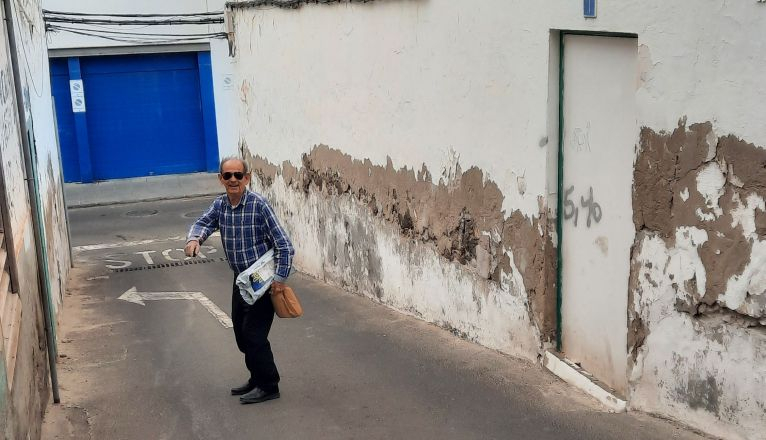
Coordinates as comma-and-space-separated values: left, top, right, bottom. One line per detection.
677, 375, 721, 415
627, 235, 648, 364
43, 156, 66, 307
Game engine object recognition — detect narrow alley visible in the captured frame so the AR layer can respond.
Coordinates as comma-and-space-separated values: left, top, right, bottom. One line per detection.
0, 1, 759, 439
41, 197, 706, 440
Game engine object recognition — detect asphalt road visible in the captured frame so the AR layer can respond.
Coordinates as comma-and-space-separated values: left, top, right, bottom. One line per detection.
42, 196, 708, 440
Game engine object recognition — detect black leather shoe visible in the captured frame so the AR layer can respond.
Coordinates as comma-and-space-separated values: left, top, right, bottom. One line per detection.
239, 387, 280, 404
230, 381, 256, 396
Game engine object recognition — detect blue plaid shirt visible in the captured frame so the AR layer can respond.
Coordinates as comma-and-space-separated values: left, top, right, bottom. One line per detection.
187, 190, 295, 281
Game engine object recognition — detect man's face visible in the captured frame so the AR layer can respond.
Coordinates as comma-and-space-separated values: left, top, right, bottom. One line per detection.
219, 160, 251, 199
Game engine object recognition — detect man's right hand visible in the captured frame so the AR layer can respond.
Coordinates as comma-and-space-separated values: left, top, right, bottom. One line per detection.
184, 240, 200, 257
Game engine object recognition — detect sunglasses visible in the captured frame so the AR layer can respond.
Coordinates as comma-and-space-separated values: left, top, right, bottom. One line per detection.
221, 172, 246, 180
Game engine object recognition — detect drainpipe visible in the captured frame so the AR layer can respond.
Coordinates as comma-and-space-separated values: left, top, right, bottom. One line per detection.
1, 0, 60, 403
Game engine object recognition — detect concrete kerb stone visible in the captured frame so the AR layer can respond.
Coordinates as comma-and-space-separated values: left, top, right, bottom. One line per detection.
543, 350, 628, 413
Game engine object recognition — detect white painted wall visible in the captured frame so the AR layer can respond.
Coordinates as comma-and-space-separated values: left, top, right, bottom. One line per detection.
232, 1, 766, 219
42, 0, 237, 158
234, 1, 548, 219
228, 1, 766, 438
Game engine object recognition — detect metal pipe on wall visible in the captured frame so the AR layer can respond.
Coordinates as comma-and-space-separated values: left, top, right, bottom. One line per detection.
1, 0, 61, 403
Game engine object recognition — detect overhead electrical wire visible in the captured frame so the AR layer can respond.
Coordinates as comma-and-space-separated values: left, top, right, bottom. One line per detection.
43, 17, 224, 26
43, 9, 226, 44
226, 0, 374, 9
42, 10, 224, 18
45, 25, 226, 39
45, 28, 224, 44
45, 26, 227, 44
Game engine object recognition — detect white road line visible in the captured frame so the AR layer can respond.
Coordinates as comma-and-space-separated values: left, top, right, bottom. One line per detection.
74, 232, 221, 252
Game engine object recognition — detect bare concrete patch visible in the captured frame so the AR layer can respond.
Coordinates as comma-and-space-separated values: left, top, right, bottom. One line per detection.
41, 404, 92, 440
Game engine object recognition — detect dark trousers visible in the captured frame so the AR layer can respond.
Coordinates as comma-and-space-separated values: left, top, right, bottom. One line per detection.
231, 280, 280, 392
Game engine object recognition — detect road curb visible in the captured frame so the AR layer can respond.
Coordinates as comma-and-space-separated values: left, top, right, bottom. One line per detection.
543, 350, 627, 413
65, 173, 221, 208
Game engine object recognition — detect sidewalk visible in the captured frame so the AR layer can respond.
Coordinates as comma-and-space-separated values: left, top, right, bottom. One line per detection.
64, 172, 220, 208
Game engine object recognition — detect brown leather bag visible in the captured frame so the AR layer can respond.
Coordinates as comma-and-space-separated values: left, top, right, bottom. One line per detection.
271, 286, 303, 318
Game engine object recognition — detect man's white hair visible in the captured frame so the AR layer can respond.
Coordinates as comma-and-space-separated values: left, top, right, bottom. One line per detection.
219, 156, 249, 174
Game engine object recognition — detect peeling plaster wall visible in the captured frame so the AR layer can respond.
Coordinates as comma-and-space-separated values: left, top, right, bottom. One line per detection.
0, 1, 69, 438
629, 232, 766, 440
0, 62, 29, 250
4, 226, 48, 440
12, 0, 70, 313
248, 153, 543, 361
230, 2, 766, 438
629, 121, 766, 440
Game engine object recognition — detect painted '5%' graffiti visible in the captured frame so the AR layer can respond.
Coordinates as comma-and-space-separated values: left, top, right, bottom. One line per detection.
564, 185, 603, 227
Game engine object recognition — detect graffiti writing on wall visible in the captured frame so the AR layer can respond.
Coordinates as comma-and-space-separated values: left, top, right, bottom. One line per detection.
570, 122, 592, 153
563, 185, 603, 227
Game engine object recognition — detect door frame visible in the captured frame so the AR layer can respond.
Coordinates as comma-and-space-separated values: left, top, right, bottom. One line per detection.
555, 30, 638, 352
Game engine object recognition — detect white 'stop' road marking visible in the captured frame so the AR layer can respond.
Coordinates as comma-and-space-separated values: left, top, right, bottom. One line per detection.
74, 232, 221, 252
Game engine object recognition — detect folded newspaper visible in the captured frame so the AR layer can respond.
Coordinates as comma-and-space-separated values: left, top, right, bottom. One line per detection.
235, 249, 276, 305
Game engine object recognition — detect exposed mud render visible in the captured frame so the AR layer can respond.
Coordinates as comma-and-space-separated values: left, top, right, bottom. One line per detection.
632, 119, 766, 329
629, 119, 766, 439
240, 142, 556, 353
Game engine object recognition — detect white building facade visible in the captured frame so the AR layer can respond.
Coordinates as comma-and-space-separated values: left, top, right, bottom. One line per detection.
227, 1, 766, 439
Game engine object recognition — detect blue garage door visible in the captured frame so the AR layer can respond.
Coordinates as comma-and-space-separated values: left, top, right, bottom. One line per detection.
50, 51, 219, 182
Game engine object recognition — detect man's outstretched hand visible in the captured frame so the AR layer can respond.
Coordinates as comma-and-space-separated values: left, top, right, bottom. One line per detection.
184, 240, 200, 257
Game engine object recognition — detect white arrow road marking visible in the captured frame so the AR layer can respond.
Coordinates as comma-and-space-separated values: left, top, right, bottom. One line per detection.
118, 287, 233, 328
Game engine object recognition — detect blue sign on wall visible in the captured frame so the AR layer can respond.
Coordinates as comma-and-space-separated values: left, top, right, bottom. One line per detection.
584, 0, 596, 18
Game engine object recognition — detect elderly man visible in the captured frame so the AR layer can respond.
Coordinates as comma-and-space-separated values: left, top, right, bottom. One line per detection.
185, 157, 295, 404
